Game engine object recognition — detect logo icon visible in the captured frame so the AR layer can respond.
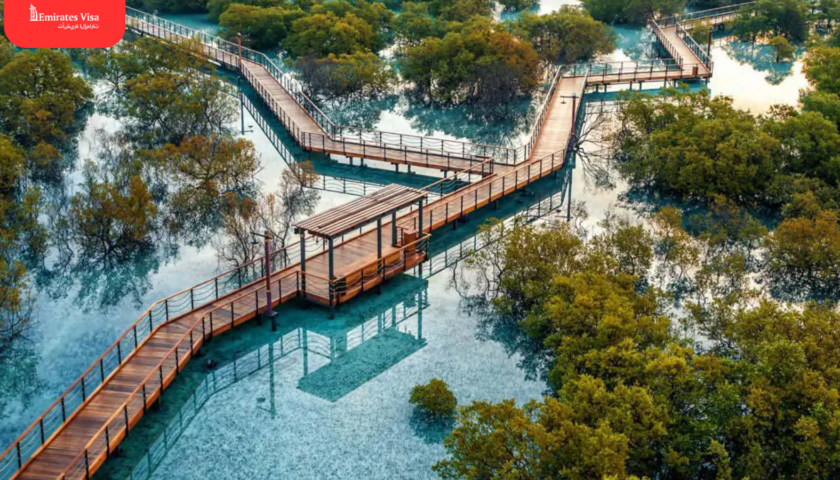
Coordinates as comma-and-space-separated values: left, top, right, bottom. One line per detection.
6, 0, 126, 48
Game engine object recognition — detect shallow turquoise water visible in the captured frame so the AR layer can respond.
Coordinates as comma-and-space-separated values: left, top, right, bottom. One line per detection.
0, 4, 812, 479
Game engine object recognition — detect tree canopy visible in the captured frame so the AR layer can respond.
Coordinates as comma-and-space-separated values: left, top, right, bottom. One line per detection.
613, 88, 840, 212
399, 17, 542, 105
515, 7, 616, 65
0, 49, 92, 149
582, 0, 684, 25
219, 3, 303, 50
441, 208, 840, 479
732, 0, 809, 43
286, 0, 394, 56
86, 37, 237, 147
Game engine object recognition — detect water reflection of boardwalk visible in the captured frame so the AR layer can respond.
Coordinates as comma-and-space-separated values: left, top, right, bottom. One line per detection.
121, 281, 428, 480
4, 5, 751, 480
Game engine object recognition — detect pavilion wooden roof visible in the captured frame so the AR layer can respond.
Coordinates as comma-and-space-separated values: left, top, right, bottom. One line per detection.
295, 184, 427, 239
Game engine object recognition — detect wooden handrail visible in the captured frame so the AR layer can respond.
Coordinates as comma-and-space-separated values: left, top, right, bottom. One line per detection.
0, 233, 307, 479
125, 8, 526, 165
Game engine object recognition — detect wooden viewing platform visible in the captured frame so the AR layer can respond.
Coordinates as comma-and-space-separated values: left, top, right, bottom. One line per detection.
2, 4, 751, 480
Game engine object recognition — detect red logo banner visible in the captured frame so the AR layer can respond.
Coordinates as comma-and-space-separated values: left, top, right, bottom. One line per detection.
5, 0, 126, 48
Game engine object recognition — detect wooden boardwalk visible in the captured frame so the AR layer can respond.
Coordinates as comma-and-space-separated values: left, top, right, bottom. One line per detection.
123, 6, 713, 173
2, 5, 747, 480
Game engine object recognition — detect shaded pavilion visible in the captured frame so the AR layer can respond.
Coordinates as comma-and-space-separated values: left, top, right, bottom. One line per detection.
294, 184, 429, 304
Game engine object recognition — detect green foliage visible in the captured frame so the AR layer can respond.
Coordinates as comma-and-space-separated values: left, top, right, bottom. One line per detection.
399, 17, 542, 105
444, 212, 840, 479
0, 135, 45, 270
765, 209, 840, 300
295, 51, 394, 98
614, 89, 782, 206
70, 162, 157, 261
802, 90, 840, 126
219, 3, 303, 49
732, 0, 809, 42
410, 378, 457, 417
207, 0, 284, 22
425, 0, 494, 22
801, 45, 840, 129
286, 0, 393, 57
128, 0, 207, 14
497, 0, 537, 11
768, 35, 795, 61
436, 379, 667, 480
515, 7, 615, 64
0, 49, 92, 149
287, 11, 376, 57
582, 0, 684, 25
140, 134, 260, 234
812, 0, 840, 26
86, 37, 237, 147
0, 37, 13, 70
614, 89, 840, 212
686, 21, 712, 44
393, 2, 441, 47
803, 44, 840, 94
762, 108, 840, 184
694, 301, 840, 479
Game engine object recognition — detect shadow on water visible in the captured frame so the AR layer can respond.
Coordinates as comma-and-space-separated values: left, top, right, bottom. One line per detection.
96, 274, 429, 480
409, 410, 456, 445
0, 341, 43, 435
320, 94, 401, 131
720, 37, 803, 85
229, 72, 453, 194
399, 95, 534, 147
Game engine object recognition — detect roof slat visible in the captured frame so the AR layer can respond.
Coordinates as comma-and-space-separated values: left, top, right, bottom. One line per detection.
295, 184, 428, 239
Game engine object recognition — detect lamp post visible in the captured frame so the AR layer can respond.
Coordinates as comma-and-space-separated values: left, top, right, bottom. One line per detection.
251, 231, 276, 332
559, 94, 579, 147
237, 32, 243, 71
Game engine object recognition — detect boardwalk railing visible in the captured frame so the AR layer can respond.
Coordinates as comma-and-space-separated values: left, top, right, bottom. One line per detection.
329, 235, 430, 305
1, 226, 347, 480
125, 8, 532, 166
658, 1, 756, 27
124, 287, 427, 480
125, 8, 696, 167
57, 315, 206, 480
0, 236, 315, 480
560, 58, 708, 84
240, 93, 393, 198
676, 22, 714, 70
652, 18, 686, 68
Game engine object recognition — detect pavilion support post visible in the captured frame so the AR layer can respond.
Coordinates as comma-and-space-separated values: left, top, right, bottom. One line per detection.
300, 231, 306, 296
392, 212, 398, 247
328, 238, 335, 280
377, 218, 383, 294
418, 198, 425, 235
328, 237, 335, 318
571, 94, 579, 147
